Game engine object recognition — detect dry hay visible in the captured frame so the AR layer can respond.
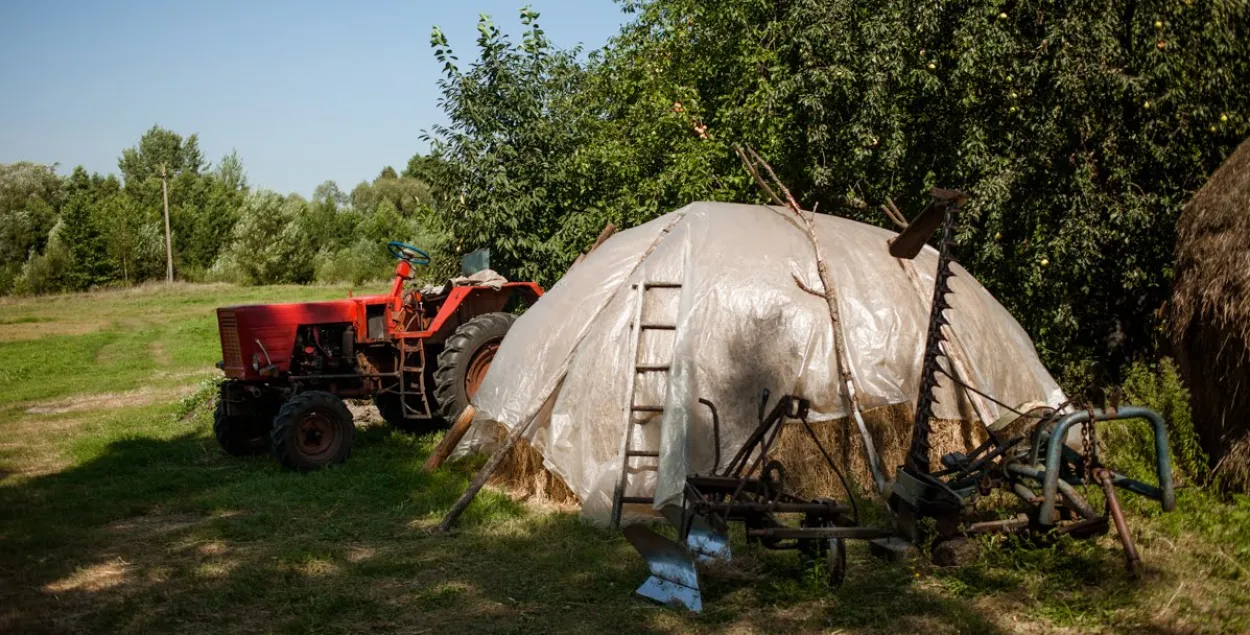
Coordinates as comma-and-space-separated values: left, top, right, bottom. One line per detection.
487, 437, 580, 506
488, 403, 986, 506
22, 385, 195, 415
1170, 134, 1250, 477
773, 404, 985, 499
1212, 432, 1250, 493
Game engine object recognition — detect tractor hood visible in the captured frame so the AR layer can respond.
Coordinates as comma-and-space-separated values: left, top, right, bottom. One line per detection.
217, 296, 388, 379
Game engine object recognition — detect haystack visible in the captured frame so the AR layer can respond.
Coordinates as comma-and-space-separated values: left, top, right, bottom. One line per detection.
1170, 135, 1250, 480
460, 202, 1065, 525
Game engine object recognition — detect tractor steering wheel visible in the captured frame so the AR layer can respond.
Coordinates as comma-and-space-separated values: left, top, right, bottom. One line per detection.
387, 242, 431, 267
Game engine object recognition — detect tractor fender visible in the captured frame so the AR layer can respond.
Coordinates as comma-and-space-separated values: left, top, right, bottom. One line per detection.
419, 282, 541, 345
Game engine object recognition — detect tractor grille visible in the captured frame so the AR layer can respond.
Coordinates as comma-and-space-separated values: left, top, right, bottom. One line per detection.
219, 310, 242, 368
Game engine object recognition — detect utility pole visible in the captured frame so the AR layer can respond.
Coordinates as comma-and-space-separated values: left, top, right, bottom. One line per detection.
161, 163, 173, 283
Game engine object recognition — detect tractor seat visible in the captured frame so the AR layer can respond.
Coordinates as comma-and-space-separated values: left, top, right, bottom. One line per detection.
419, 269, 509, 301
418, 282, 452, 304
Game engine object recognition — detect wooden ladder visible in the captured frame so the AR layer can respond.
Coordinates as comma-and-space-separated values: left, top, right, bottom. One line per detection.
611, 280, 682, 529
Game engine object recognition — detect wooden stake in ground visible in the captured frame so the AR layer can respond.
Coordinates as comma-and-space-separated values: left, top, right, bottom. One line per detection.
422, 405, 477, 473
161, 164, 173, 283
438, 414, 541, 533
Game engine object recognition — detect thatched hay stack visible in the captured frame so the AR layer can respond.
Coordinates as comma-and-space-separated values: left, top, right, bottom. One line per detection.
1170, 135, 1250, 476
466, 202, 1063, 525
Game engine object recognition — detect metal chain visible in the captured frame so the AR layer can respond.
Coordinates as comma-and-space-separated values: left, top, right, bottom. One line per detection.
1081, 403, 1098, 492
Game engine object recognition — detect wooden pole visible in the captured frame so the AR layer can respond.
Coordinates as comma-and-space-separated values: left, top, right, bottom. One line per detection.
587, 223, 618, 252
736, 144, 886, 492
422, 405, 477, 473
438, 414, 540, 533
161, 164, 173, 283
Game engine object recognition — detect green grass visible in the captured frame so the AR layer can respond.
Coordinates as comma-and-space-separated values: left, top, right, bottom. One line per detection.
1, 283, 1248, 634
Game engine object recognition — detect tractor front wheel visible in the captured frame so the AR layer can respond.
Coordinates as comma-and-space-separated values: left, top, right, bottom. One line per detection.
433, 312, 517, 420
270, 391, 354, 470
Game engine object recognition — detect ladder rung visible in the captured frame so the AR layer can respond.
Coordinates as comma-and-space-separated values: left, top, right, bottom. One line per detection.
627, 450, 659, 458
644, 282, 682, 289
620, 496, 654, 504
635, 364, 670, 372
639, 323, 677, 330
631, 405, 664, 412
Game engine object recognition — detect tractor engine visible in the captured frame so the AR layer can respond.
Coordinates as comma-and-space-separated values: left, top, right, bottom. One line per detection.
290, 324, 357, 375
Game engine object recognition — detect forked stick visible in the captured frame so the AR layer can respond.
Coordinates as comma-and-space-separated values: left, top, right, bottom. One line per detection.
880, 198, 908, 229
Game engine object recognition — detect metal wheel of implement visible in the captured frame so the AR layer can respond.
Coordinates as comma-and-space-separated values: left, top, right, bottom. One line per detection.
825, 536, 848, 589
801, 508, 848, 589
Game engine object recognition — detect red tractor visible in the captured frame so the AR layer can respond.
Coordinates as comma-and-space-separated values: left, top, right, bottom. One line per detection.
212, 242, 542, 469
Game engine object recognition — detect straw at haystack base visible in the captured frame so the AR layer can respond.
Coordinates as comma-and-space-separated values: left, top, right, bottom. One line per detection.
1169, 134, 1250, 486
486, 404, 987, 505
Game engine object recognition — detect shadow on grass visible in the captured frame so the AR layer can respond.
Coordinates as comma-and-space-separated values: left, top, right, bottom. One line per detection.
0, 422, 1196, 635
0, 426, 655, 634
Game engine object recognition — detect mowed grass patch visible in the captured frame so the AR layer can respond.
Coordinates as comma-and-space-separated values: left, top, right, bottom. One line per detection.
0, 329, 158, 406
0, 283, 1247, 634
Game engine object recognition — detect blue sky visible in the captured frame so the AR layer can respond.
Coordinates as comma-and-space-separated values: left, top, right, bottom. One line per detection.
0, 0, 627, 196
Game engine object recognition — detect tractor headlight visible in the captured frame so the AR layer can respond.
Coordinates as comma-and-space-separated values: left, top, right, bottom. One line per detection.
252, 353, 261, 372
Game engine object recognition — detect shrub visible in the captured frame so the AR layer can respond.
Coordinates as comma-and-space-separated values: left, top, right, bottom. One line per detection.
11, 226, 74, 295
1103, 358, 1209, 485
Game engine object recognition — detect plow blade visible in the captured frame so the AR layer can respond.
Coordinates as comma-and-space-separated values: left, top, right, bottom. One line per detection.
623, 525, 703, 612
685, 514, 731, 564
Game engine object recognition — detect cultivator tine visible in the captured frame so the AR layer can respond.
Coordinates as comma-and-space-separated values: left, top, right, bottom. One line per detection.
623, 525, 703, 612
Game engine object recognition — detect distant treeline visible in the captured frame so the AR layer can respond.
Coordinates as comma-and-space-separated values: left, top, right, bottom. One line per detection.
0, 129, 450, 296
4, 0, 1250, 383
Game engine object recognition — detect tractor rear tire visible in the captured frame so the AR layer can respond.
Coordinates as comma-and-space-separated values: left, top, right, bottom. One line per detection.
373, 392, 445, 436
213, 400, 272, 456
271, 391, 354, 470
433, 312, 517, 421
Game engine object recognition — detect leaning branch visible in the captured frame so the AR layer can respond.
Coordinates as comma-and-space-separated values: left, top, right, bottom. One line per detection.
733, 145, 787, 207
735, 145, 887, 493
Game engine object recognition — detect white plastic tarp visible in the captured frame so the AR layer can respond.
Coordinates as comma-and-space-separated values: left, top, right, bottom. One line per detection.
459, 202, 1065, 525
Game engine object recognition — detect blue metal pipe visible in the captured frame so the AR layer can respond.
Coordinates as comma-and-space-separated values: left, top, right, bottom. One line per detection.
1007, 463, 1098, 520
1039, 406, 1175, 525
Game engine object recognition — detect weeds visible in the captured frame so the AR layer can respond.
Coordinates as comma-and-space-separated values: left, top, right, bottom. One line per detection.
174, 376, 222, 421
1120, 358, 1210, 483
